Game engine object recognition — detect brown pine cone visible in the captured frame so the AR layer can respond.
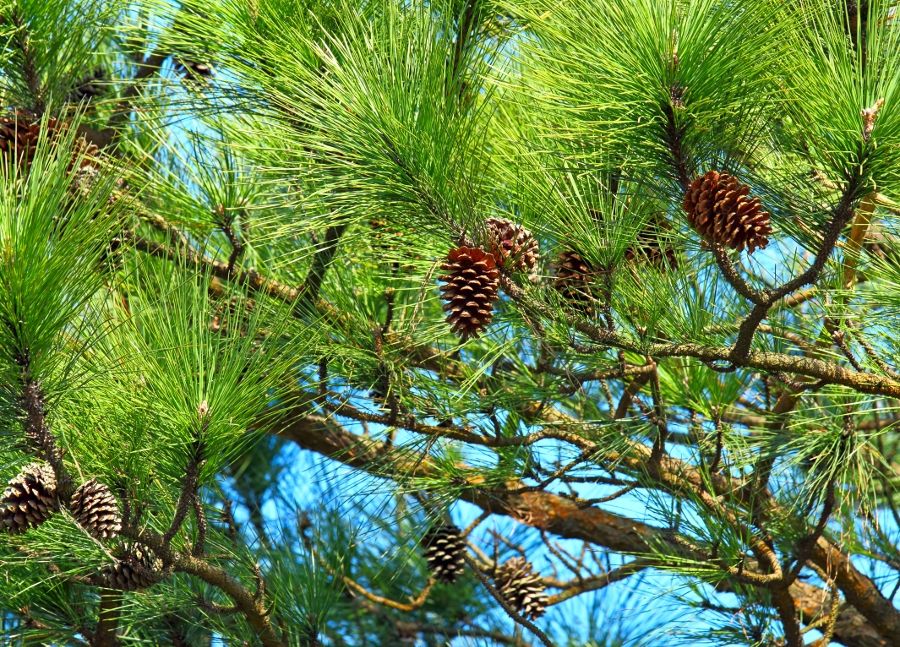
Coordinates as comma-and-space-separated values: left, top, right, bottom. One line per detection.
438, 246, 500, 340
683, 170, 772, 254
70, 479, 122, 540
0, 113, 59, 167
100, 543, 162, 591
493, 557, 548, 621
625, 218, 678, 271
554, 250, 598, 312
1, 463, 59, 534
67, 68, 107, 104
422, 523, 466, 583
485, 217, 539, 277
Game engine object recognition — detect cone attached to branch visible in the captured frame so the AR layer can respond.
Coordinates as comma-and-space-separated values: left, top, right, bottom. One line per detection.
625, 219, 678, 271
493, 557, 548, 621
422, 523, 466, 583
485, 217, 539, 277
70, 479, 122, 540
1, 463, 59, 534
438, 246, 500, 340
67, 68, 106, 104
101, 542, 162, 591
0, 113, 60, 167
554, 250, 599, 312
683, 170, 772, 254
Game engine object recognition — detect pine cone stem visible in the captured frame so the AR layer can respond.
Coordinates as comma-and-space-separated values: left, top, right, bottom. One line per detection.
21, 381, 73, 501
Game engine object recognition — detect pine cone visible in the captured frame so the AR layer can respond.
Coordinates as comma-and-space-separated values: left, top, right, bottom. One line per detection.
67, 68, 106, 103
553, 250, 598, 312
422, 523, 466, 583
625, 219, 678, 271
493, 557, 548, 621
70, 479, 122, 540
485, 217, 539, 277
0, 113, 59, 167
101, 543, 162, 591
1, 463, 59, 534
438, 246, 500, 340
683, 170, 772, 254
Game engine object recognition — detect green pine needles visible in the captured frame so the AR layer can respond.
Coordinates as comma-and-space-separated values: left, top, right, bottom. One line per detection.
2, 0, 900, 646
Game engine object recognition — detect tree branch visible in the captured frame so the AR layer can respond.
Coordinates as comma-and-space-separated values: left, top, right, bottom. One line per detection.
464, 555, 556, 647
343, 575, 436, 612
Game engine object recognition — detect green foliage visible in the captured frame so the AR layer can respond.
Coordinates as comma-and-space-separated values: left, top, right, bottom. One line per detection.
6, 0, 900, 646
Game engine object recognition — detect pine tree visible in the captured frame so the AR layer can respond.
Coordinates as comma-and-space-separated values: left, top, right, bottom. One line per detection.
2, 1, 900, 646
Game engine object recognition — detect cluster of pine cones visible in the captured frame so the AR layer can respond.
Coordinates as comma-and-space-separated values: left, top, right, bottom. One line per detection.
0, 464, 161, 591
421, 523, 548, 620
436, 170, 770, 339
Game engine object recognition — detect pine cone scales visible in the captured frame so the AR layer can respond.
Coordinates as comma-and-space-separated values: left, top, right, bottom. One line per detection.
485, 217, 539, 275
1, 463, 58, 534
422, 524, 466, 583
67, 68, 106, 103
439, 246, 500, 340
683, 170, 772, 254
554, 250, 597, 311
0, 114, 59, 166
493, 557, 548, 621
70, 479, 122, 540
101, 543, 162, 591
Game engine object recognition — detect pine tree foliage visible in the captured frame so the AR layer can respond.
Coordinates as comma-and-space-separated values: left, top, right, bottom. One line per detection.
3, 0, 900, 645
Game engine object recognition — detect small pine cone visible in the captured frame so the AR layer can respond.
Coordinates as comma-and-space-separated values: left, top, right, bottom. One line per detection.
438, 246, 500, 340
493, 557, 548, 621
174, 58, 213, 80
554, 250, 598, 311
70, 479, 122, 540
101, 543, 162, 591
485, 217, 539, 276
67, 68, 106, 103
422, 523, 466, 583
1, 463, 59, 534
683, 170, 772, 254
625, 219, 678, 271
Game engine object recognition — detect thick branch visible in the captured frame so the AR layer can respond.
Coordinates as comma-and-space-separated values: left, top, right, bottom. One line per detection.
273, 406, 898, 646
92, 590, 122, 647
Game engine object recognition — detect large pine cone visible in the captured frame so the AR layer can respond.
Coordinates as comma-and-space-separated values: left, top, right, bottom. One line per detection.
485, 217, 539, 277
1, 463, 59, 534
683, 170, 772, 254
70, 479, 122, 540
422, 523, 466, 583
0, 113, 59, 167
0, 113, 99, 181
493, 557, 548, 621
438, 246, 500, 340
101, 543, 162, 591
